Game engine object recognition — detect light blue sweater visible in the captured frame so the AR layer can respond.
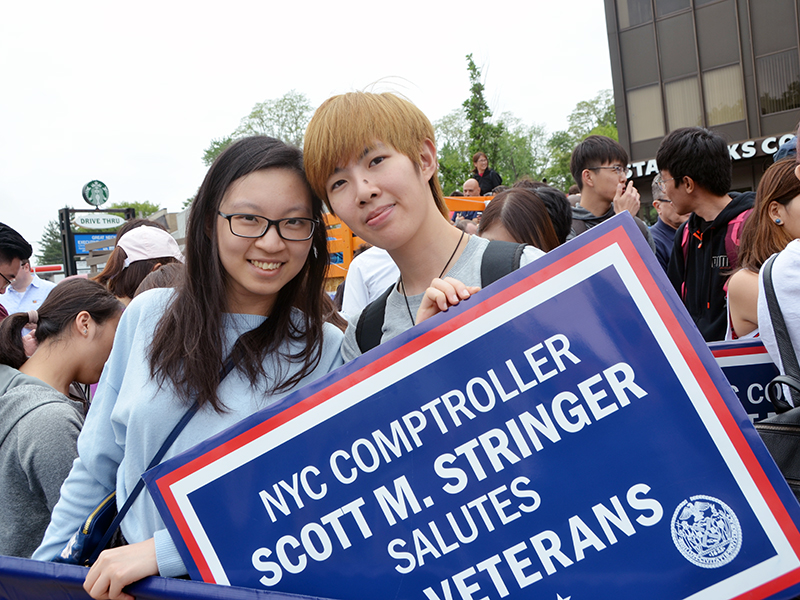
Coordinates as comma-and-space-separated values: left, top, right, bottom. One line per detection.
33, 288, 343, 576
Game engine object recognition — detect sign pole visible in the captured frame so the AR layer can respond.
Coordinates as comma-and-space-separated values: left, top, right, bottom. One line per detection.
58, 207, 77, 277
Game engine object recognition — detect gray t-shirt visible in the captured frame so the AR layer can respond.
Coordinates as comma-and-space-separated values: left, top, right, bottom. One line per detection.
341, 235, 545, 361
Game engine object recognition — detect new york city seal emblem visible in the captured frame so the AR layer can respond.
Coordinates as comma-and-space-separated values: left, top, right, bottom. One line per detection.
671, 495, 742, 568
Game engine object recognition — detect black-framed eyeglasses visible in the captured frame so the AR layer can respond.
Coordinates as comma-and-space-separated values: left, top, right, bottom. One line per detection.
0, 271, 14, 288
588, 165, 627, 176
654, 173, 679, 193
218, 212, 317, 241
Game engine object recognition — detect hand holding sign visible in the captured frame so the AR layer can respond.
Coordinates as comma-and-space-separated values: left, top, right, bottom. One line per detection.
416, 277, 480, 325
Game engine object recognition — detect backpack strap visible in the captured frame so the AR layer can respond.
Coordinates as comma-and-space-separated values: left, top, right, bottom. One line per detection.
355, 240, 525, 354
762, 253, 800, 410
87, 354, 238, 564
724, 208, 752, 271
677, 221, 691, 299
480, 240, 526, 287
355, 284, 395, 354
680, 220, 690, 262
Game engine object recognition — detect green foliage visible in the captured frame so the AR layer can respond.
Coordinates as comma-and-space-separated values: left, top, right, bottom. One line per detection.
543, 89, 618, 190
543, 130, 577, 190
567, 89, 616, 138
446, 57, 551, 193
463, 54, 502, 161
202, 91, 313, 167
203, 136, 234, 167
435, 108, 471, 195
35, 220, 64, 266
494, 114, 549, 184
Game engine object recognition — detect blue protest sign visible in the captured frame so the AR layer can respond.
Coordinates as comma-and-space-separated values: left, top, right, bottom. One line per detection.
145, 214, 800, 600
73, 233, 117, 255
710, 340, 781, 422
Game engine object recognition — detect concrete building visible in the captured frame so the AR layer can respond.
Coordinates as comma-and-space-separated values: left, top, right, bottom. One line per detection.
604, 0, 800, 205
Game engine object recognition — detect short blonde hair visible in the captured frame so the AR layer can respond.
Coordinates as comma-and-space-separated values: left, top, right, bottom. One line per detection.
304, 92, 447, 217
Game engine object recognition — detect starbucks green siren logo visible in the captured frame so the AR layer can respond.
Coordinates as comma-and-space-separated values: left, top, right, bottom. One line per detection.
82, 180, 109, 207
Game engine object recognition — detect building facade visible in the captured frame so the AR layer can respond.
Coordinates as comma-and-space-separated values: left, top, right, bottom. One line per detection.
604, 0, 800, 203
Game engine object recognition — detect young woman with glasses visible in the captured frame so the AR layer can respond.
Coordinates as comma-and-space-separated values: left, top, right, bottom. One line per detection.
33, 136, 344, 597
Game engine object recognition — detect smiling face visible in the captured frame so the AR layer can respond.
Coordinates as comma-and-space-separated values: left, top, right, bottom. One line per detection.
325, 140, 439, 252
474, 154, 488, 174
217, 168, 313, 315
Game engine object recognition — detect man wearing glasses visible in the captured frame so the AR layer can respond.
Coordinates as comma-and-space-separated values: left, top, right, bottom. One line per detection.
0, 223, 33, 323
656, 127, 755, 342
649, 178, 690, 272
568, 135, 655, 251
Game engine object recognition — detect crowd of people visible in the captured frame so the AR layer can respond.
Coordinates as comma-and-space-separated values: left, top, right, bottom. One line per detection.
0, 90, 798, 598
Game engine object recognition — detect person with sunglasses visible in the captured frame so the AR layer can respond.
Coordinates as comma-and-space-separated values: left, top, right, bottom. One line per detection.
650, 177, 690, 271
0, 223, 33, 324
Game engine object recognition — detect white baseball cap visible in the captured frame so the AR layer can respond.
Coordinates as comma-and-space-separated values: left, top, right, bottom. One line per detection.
117, 227, 184, 268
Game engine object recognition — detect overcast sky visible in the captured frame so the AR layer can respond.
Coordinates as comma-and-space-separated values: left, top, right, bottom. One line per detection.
0, 0, 613, 261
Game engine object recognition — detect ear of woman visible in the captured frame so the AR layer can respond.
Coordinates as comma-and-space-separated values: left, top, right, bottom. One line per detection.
75, 311, 91, 337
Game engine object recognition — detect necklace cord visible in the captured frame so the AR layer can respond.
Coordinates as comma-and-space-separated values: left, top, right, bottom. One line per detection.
399, 229, 467, 326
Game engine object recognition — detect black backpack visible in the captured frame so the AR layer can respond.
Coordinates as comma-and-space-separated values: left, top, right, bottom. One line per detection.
355, 241, 527, 354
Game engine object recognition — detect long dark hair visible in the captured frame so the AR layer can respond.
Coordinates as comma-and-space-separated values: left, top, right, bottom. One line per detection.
0, 278, 122, 369
148, 136, 330, 411
479, 188, 560, 252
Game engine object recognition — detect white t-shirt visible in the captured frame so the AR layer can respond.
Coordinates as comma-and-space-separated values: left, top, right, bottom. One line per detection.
342, 247, 400, 321
758, 239, 800, 405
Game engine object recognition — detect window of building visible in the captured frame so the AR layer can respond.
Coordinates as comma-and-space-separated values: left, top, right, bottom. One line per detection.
756, 50, 800, 115
627, 85, 666, 141
656, 0, 689, 17
618, 0, 652, 29
665, 77, 703, 129
703, 64, 745, 125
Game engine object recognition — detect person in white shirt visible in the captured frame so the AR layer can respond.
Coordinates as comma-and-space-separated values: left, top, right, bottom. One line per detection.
0, 259, 56, 315
341, 246, 399, 321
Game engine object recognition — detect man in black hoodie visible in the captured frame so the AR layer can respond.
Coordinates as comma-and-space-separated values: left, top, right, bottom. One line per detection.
657, 127, 755, 342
